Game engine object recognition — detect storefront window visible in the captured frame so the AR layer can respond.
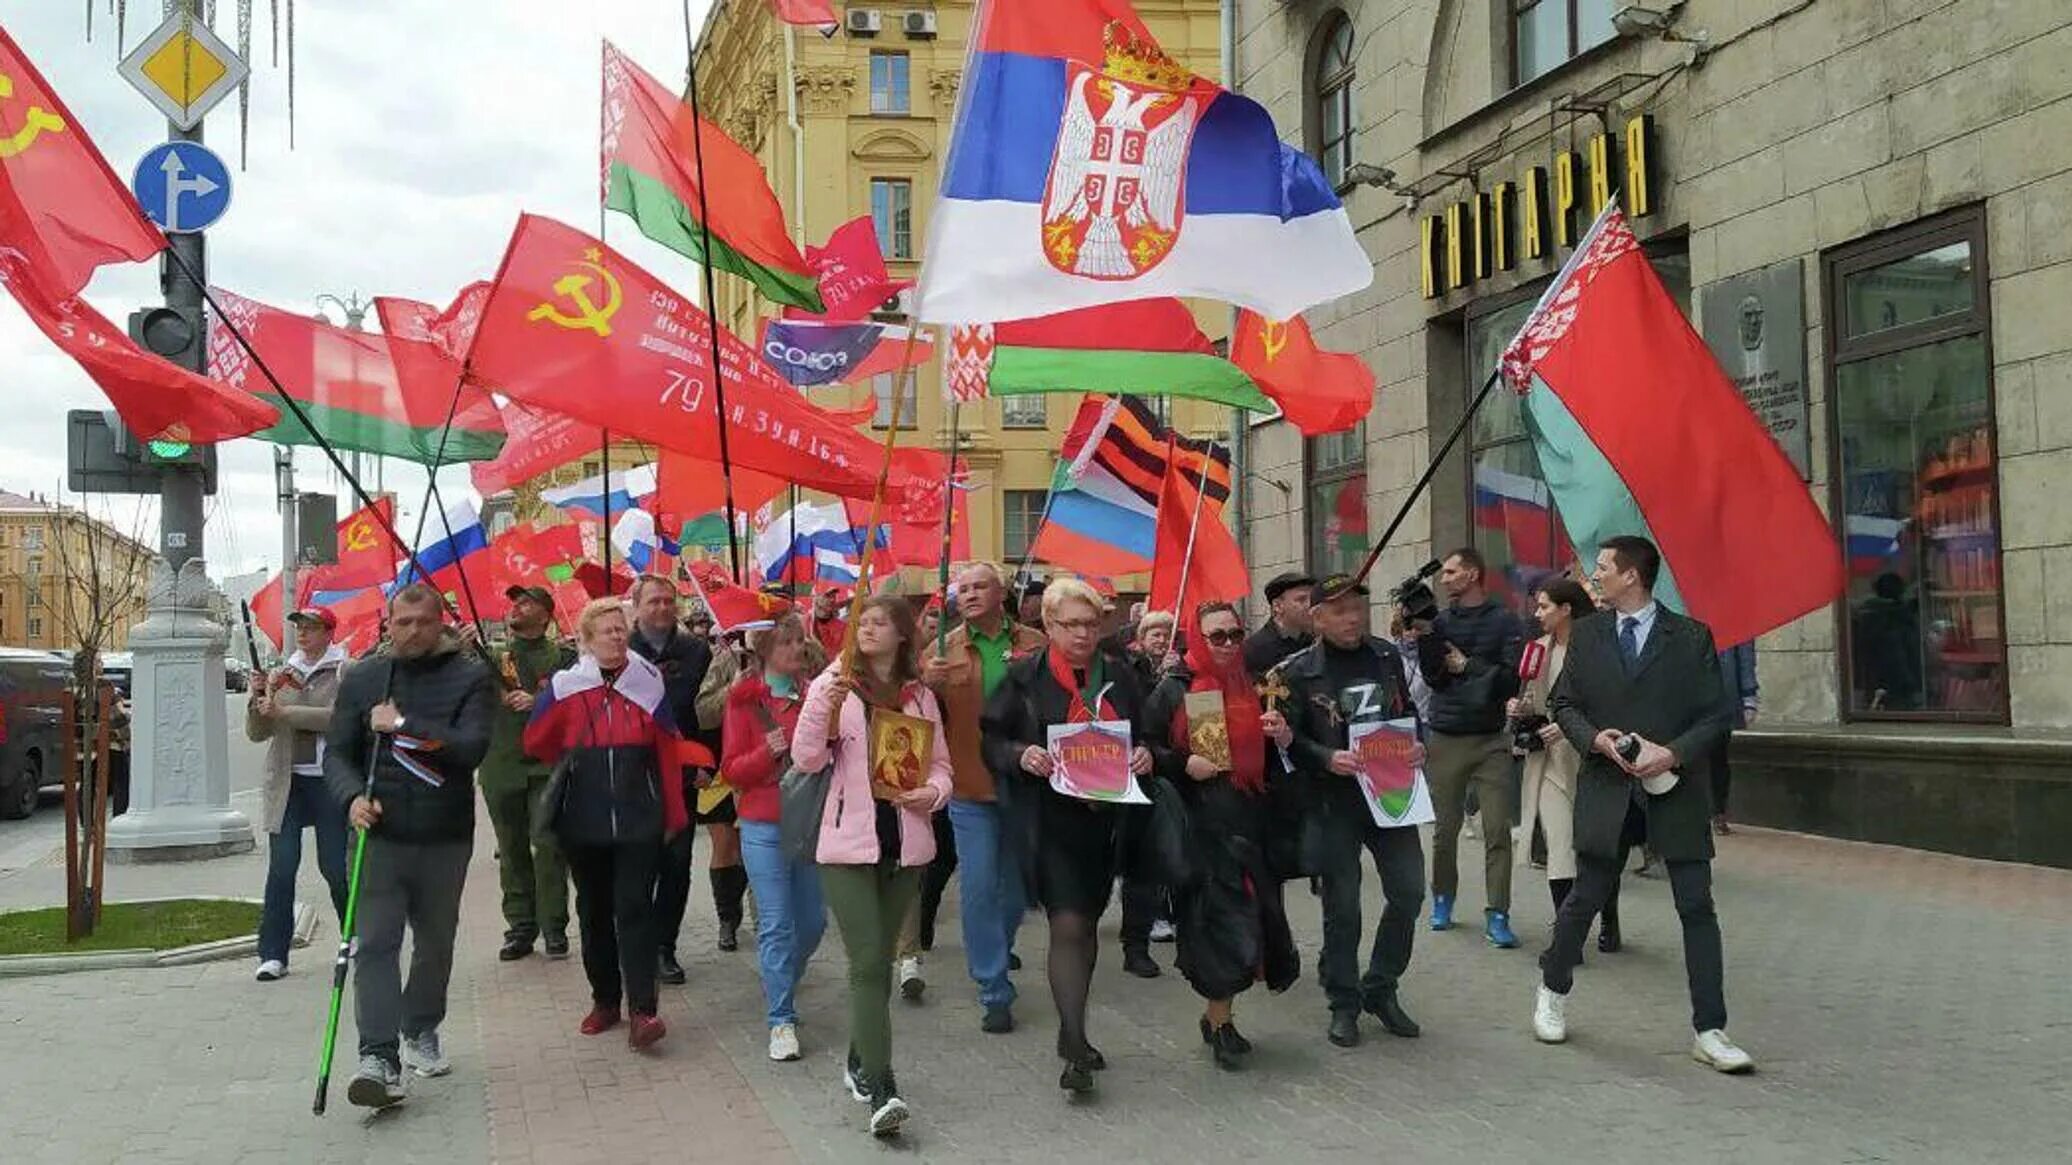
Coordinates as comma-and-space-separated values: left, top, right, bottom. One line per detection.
1828, 209, 2003, 722
1306, 427, 1367, 577
1464, 249, 1689, 616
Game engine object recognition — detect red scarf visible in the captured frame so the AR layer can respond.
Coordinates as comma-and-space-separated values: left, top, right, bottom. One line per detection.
1174, 640, 1268, 794
1046, 645, 1117, 723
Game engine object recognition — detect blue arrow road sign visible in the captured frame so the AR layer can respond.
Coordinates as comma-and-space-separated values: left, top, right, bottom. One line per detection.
131, 141, 233, 234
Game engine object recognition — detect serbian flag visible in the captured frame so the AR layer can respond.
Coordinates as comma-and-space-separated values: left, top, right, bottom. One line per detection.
470, 400, 602, 496
687, 560, 793, 634
946, 300, 1272, 411
330, 497, 401, 589
759, 319, 935, 388
1231, 310, 1374, 437
1147, 442, 1249, 619
784, 215, 911, 322
465, 214, 941, 500
1501, 204, 1842, 647
602, 41, 821, 312
208, 288, 505, 463
917, 0, 1370, 324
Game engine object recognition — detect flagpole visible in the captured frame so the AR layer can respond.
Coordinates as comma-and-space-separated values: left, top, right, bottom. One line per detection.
426, 474, 489, 635
1168, 436, 1215, 624
682, 1, 746, 583
841, 326, 926, 672
936, 403, 961, 655
600, 428, 613, 581
1350, 367, 1504, 587
1014, 475, 1061, 596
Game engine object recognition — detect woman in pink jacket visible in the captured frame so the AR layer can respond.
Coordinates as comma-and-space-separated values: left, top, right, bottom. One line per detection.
792, 595, 952, 1139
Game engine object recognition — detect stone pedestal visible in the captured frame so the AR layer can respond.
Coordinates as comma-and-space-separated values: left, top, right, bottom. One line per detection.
106, 560, 254, 862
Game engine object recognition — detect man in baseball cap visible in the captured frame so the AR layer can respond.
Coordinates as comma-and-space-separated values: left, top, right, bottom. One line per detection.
288, 606, 339, 632
480, 584, 575, 963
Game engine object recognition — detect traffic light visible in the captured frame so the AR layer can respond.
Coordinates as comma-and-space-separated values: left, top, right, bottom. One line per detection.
129, 305, 206, 373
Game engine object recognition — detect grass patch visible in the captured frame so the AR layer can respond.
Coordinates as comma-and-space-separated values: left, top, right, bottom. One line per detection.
0, 898, 262, 956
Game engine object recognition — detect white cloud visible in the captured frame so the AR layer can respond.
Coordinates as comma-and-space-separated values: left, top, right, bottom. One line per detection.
2, 1, 715, 579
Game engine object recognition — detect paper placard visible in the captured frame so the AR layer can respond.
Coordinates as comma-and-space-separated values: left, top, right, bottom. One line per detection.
1349, 717, 1434, 828
1046, 720, 1148, 805
869, 709, 934, 801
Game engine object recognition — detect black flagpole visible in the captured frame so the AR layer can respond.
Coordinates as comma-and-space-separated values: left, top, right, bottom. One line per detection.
683, 0, 745, 582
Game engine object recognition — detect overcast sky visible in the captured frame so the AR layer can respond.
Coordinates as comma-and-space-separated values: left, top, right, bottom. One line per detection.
3, 1, 715, 578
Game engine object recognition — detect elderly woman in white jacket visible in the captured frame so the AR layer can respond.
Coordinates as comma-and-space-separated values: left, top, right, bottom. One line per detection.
1510, 579, 1594, 929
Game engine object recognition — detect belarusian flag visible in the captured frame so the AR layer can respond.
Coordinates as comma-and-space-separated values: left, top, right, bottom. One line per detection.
947, 300, 1273, 411
602, 41, 822, 312
208, 288, 505, 464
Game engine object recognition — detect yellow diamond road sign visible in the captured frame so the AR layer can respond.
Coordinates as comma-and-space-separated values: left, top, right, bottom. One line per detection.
117, 12, 248, 131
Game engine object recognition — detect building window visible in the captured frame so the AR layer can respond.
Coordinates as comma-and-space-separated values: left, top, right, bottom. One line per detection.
872, 178, 913, 259
869, 51, 911, 115
1826, 208, 2003, 723
25, 555, 42, 579
1513, 0, 1616, 87
21, 528, 42, 550
1001, 394, 1048, 429
1465, 248, 1690, 616
1002, 489, 1049, 562
1308, 14, 1355, 190
1305, 427, 1367, 578
27, 617, 41, 639
871, 372, 917, 429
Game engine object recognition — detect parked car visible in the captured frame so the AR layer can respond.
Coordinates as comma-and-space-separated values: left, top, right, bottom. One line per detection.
0, 648, 70, 820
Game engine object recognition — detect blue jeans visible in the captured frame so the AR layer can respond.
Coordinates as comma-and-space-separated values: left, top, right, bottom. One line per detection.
738, 820, 825, 1028
259, 774, 350, 964
948, 798, 1025, 1009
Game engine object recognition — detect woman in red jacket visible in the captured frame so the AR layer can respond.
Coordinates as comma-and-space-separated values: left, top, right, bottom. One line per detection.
721, 612, 826, 1065
525, 598, 697, 1051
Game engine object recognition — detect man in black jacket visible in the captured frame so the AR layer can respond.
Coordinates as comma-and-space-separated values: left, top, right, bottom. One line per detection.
1534, 536, 1749, 1074
1277, 574, 1426, 1050
1243, 572, 1315, 679
627, 574, 721, 985
1419, 548, 1526, 947
326, 585, 496, 1108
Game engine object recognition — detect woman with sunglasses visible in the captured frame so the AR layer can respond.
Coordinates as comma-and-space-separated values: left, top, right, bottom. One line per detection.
982, 577, 1155, 1096
1143, 601, 1300, 1069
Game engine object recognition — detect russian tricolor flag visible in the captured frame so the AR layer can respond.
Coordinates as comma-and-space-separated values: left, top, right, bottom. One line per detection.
542, 463, 657, 520
917, 0, 1371, 325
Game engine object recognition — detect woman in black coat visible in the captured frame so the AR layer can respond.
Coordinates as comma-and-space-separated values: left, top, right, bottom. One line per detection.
981, 578, 1153, 1097
1142, 602, 1300, 1069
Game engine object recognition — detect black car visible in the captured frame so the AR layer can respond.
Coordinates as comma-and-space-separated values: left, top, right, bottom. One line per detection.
0, 648, 70, 819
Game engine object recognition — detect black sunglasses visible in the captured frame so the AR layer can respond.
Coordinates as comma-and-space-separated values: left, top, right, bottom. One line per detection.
1203, 628, 1244, 646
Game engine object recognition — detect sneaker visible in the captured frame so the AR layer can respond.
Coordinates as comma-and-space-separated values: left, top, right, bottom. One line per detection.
543, 933, 570, 960
1692, 1029, 1755, 1073
867, 1072, 910, 1137
345, 1055, 406, 1109
1430, 894, 1455, 931
981, 1004, 1015, 1034
1533, 985, 1568, 1044
628, 1013, 667, 1049
1122, 947, 1161, 978
1148, 918, 1176, 943
497, 936, 533, 962
402, 1029, 451, 1078
254, 959, 286, 982
768, 1023, 801, 1062
843, 1049, 870, 1103
1485, 911, 1520, 949
896, 956, 925, 1001
579, 1006, 622, 1036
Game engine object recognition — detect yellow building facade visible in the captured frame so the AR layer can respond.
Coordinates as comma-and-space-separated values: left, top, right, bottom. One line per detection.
689, 0, 1235, 590
0, 490, 155, 653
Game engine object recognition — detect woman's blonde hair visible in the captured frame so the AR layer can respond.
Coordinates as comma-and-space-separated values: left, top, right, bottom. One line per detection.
1135, 610, 1176, 638
1041, 577, 1105, 625
577, 597, 629, 641
746, 611, 807, 661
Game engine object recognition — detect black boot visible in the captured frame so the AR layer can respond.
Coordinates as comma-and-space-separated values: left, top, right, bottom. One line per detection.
1327, 1010, 1360, 1048
711, 864, 747, 952
498, 935, 534, 962
657, 949, 686, 985
1363, 991, 1421, 1038
1122, 946, 1161, 978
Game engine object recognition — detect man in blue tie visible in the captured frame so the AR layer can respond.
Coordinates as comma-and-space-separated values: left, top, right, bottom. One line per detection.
1530, 536, 1752, 1075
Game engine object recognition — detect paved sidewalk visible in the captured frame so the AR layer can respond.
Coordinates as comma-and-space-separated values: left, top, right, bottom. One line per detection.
2, 810, 2069, 1163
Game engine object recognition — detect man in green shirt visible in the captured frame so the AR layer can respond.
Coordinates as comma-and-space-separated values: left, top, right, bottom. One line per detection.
480, 586, 576, 961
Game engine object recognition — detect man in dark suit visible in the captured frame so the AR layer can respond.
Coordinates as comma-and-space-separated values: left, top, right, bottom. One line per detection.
1533, 536, 1753, 1073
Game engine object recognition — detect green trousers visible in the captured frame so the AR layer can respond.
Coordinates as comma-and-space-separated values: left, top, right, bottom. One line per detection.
484, 777, 569, 943
821, 862, 922, 1077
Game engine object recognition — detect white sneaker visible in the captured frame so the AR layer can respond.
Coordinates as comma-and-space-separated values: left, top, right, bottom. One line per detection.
896, 956, 925, 1001
768, 1023, 801, 1062
1148, 918, 1177, 943
1533, 985, 1568, 1044
1692, 1029, 1754, 1073
254, 959, 286, 982
402, 1029, 451, 1078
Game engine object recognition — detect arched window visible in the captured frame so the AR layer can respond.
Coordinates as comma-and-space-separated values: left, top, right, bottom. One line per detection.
1309, 15, 1355, 189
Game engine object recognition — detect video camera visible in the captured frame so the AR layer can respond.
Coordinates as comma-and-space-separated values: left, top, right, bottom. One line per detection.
1391, 560, 1442, 627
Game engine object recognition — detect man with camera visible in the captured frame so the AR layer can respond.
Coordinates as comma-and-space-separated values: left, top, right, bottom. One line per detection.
1532, 536, 1750, 1074
1417, 548, 1527, 948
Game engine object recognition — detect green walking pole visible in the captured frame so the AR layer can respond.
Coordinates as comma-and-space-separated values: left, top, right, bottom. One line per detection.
313, 675, 394, 1115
